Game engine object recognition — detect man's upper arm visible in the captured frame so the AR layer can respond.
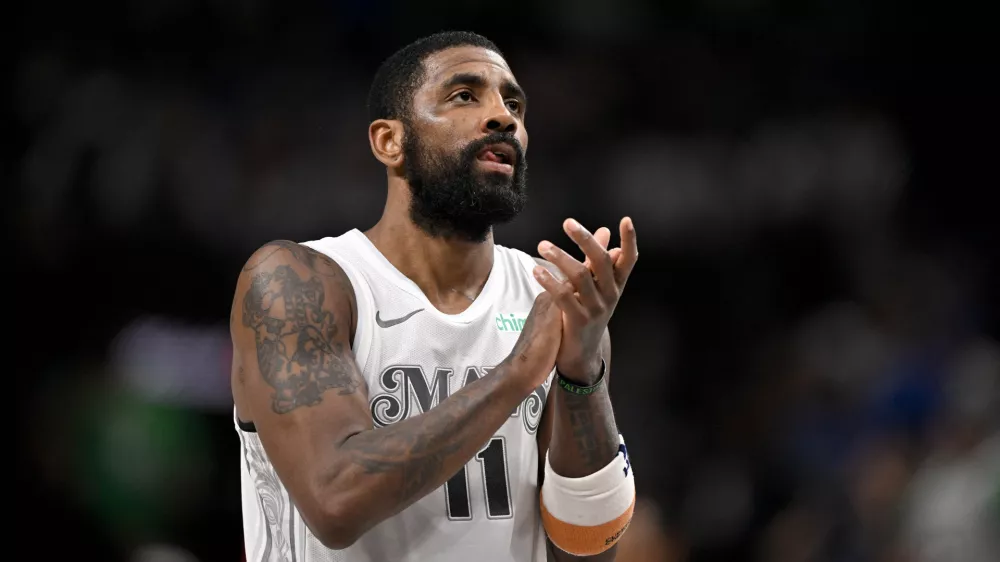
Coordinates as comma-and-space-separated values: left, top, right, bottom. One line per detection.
232, 240, 373, 527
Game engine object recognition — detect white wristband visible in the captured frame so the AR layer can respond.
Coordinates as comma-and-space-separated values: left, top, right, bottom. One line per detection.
540, 434, 635, 555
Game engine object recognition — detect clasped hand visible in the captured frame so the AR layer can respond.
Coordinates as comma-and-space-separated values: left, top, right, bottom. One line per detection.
532, 217, 638, 384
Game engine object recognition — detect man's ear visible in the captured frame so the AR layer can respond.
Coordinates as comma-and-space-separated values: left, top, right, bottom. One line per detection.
369, 119, 405, 168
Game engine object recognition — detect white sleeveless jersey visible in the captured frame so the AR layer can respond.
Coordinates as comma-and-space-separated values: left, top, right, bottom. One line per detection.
237, 229, 553, 562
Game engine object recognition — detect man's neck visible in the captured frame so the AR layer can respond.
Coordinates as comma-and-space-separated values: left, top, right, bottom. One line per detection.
364, 210, 495, 315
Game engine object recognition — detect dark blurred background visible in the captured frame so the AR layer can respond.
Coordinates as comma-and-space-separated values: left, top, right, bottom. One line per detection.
14, 1, 998, 561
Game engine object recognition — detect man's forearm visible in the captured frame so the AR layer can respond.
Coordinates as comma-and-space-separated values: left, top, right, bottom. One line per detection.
547, 370, 621, 561
330, 360, 525, 539
548, 376, 619, 477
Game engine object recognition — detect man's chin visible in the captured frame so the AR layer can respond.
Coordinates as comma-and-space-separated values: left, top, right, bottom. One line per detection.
474, 174, 525, 201
472, 197, 525, 226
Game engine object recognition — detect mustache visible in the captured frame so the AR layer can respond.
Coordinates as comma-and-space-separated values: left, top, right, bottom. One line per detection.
463, 132, 525, 165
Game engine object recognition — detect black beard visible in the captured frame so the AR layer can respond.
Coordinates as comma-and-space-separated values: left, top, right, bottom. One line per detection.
403, 126, 528, 243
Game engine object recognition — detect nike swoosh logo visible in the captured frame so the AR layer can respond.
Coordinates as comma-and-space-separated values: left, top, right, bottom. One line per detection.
375, 308, 425, 328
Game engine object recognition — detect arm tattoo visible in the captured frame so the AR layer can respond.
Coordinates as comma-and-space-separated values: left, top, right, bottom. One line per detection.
549, 384, 619, 477
563, 391, 609, 470
341, 390, 477, 504
242, 251, 360, 414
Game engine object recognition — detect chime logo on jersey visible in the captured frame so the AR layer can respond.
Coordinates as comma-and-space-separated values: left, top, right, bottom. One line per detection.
495, 312, 528, 332
370, 364, 548, 434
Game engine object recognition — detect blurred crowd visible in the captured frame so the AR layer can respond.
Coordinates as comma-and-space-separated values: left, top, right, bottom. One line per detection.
15, 1, 996, 561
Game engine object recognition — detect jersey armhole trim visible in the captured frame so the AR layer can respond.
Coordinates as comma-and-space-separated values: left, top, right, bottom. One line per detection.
299, 239, 375, 374
234, 407, 258, 432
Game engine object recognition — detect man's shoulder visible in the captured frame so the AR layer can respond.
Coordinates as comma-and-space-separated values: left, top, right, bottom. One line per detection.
238, 240, 357, 307
241, 239, 343, 274
235, 239, 358, 333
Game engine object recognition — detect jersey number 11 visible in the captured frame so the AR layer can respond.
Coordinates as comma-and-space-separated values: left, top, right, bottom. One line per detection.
445, 437, 512, 520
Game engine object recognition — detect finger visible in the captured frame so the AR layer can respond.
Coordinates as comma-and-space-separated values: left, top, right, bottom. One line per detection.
533, 266, 588, 321
613, 217, 639, 287
608, 248, 622, 265
594, 227, 612, 251
538, 240, 602, 310
563, 219, 616, 294
583, 227, 612, 268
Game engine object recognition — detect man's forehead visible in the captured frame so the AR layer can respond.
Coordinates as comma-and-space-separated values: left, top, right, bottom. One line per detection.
422, 46, 515, 85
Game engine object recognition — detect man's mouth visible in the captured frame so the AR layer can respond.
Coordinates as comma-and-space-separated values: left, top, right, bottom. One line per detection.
478, 143, 516, 165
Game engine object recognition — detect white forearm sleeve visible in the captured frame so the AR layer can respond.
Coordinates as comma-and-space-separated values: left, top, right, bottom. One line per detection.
539, 434, 636, 556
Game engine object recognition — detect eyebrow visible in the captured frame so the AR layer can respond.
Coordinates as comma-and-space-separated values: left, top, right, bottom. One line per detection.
441, 72, 527, 105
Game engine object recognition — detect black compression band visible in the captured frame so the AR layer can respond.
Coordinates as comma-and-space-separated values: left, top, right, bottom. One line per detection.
556, 358, 607, 395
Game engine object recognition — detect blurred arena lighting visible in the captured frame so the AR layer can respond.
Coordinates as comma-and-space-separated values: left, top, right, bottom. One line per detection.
74, 382, 215, 547
110, 315, 232, 410
608, 113, 908, 246
679, 458, 755, 550
945, 337, 1000, 423
129, 543, 201, 562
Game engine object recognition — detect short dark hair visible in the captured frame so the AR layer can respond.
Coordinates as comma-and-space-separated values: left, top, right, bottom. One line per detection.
367, 31, 503, 123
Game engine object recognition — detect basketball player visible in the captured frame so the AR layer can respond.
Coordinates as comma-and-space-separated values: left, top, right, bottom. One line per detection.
231, 31, 639, 561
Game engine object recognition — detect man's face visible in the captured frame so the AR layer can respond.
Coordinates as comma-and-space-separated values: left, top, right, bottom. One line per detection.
402, 46, 529, 242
